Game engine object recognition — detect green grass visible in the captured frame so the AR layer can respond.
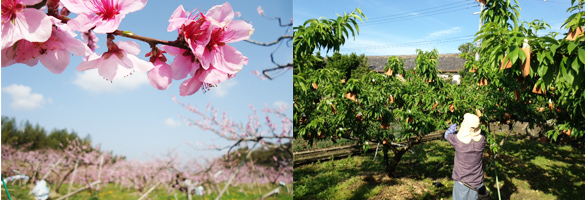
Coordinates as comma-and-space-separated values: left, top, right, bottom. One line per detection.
1, 182, 293, 200
294, 133, 585, 199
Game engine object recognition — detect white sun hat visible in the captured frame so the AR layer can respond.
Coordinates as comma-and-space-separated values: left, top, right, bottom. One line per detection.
457, 113, 482, 144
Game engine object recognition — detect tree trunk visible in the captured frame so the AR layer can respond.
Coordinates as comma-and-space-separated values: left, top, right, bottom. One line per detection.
383, 145, 389, 176
385, 134, 424, 177
55, 166, 76, 193
387, 149, 406, 177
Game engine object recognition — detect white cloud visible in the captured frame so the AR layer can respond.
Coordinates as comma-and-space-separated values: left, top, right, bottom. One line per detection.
273, 101, 290, 109
428, 27, 462, 38
164, 117, 181, 127
211, 79, 238, 97
73, 70, 149, 94
3, 84, 49, 111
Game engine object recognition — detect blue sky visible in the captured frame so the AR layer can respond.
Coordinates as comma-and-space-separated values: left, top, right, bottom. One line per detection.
1, 0, 292, 160
294, 0, 572, 56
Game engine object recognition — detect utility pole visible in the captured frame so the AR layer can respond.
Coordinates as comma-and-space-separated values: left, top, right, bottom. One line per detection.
473, 1, 485, 61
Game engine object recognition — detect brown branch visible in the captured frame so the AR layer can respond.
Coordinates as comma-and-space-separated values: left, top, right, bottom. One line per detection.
215, 141, 259, 200
260, 15, 293, 27
112, 30, 189, 50
245, 35, 292, 46
50, 14, 190, 51
48, 9, 214, 59
262, 62, 293, 80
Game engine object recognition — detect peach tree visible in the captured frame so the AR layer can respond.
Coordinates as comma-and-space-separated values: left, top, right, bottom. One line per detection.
470, 0, 585, 142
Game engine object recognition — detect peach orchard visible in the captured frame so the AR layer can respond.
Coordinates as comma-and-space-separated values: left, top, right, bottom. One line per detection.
293, 0, 584, 177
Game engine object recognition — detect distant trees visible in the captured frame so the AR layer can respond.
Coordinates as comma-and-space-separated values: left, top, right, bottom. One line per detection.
1, 116, 91, 151
325, 52, 370, 80
458, 42, 478, 57
226, 142, 292, 168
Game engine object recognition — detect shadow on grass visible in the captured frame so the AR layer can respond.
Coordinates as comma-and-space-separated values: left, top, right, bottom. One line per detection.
346, 175, 400, 200
485, 137, 585, 199
395, 135, 585, 199
294, 135, 585, 199
293, 154, 393, 199
396, 139, 456, 200
398, 139, 455, 180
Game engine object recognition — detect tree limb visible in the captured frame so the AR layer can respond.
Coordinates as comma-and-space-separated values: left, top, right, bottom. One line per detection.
263, 63, 293, 80
245, 35, 292, 46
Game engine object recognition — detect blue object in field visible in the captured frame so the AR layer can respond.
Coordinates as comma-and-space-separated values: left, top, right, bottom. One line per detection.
31, 180, 49, 200
0, 175, 29, 186
195, 186, 205, 196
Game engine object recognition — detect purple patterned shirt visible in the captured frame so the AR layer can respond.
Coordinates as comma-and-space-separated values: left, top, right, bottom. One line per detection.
446, 132, 486, 188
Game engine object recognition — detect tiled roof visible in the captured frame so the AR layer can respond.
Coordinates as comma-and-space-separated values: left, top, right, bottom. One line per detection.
368, 53, 466, 73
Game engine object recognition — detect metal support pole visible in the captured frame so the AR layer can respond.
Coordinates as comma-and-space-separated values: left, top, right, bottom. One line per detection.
475, 3, 484, 61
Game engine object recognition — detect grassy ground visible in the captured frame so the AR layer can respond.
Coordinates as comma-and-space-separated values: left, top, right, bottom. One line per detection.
1, 182, 293, 200
293, 133, 585, 200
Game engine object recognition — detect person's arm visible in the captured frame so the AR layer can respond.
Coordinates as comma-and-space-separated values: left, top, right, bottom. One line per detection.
444, 123, 457, 140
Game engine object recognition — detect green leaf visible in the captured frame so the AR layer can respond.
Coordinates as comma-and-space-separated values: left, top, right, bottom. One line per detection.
550, 44, 559, 55
518, 47, 527, 63
545, 52, 554, 63
574, 67, 584, 90
537, 65, 548, 77
579, 48, 585, 64
568, 42, 577, 54
572, 58, 580, 72
541, 36, 559, 45
543, 65, 554, 85
566, 70, 575, 87
537, 51, 545, 64
509, 46, 519, 63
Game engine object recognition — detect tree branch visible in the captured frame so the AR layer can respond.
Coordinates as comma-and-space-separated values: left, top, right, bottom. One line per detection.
263, 63, 293, 80
51, 14, 190, 51
215, 142, 259, 200
260, 15, 293, 27
113, 30, 189, 50
244, 35, 292, 46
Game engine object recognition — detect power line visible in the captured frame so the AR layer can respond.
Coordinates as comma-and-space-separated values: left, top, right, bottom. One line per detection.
366, 2, 476, 22
367, 0, 473, 20
530, 0, 571, 5
362, 4, 479, 26
340, 35, 475, 51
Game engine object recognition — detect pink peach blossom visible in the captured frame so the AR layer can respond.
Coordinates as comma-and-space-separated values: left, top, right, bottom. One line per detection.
160, 45, 200, 80
1, 0, 52, 49
198, 2, 252, 73
257, 6, 264, 16
163, 3, 252, 96
167, 5, 200, 32
77, 40, 154, 81
161, 45, 232, 96
161, 45, 204, 96
167, 5, 214, 63
1, 17, 92, 74
147, 59, 172, 90
61, 0, 148, 34
146, 49, 172, 90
